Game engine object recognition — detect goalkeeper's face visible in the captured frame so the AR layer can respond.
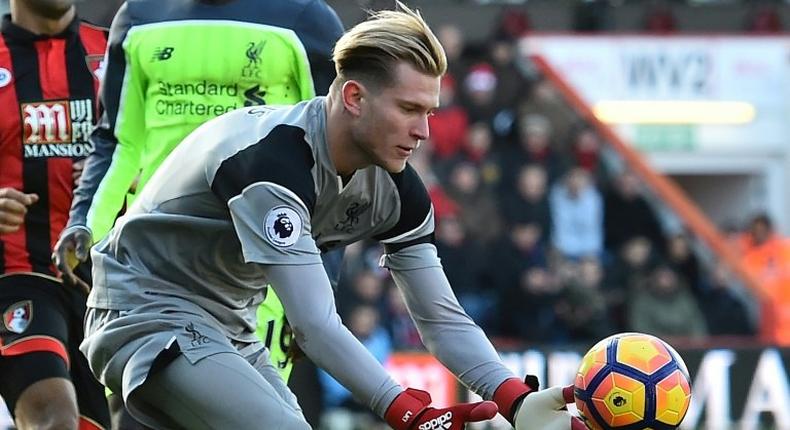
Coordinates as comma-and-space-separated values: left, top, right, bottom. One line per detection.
351, 62, 440, 173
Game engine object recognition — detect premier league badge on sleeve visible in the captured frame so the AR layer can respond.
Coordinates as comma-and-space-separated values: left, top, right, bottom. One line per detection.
3, 300, 33, 334
264, 206, 302, 247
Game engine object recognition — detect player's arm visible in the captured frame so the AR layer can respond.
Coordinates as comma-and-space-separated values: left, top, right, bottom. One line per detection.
55, 4, 146, 278
382, 244, 583, 429
293, 1, 345, 96
263, 250, 498, 429
68, 3, 146, 241
376, 166, 583, 429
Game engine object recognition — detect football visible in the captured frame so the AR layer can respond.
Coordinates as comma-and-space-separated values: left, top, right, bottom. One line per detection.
574, 332, 692, 430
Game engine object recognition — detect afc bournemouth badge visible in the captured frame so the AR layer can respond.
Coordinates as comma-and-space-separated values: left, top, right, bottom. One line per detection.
264, 206, 301, 247
3, 300, 33, 334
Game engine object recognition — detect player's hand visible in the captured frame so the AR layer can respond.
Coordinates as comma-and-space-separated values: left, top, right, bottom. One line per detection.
513, 385, 587, 430
384, 388, 498, 430
493, 376, 585, 430
0, 188, 38, 234
52, 225, 93, 292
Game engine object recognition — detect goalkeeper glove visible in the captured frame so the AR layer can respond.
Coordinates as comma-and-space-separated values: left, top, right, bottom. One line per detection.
384, 388, 498, 430
493, 376, 586, 430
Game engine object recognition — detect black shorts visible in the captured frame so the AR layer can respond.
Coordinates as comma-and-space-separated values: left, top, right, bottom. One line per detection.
0, 273, 110, 428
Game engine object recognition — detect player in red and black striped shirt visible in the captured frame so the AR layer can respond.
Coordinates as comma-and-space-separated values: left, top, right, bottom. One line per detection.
0, 1, 109, 429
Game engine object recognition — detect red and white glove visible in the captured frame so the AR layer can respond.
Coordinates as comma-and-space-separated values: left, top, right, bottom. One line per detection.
493, 376, 586, 430
384, 388, 498, 430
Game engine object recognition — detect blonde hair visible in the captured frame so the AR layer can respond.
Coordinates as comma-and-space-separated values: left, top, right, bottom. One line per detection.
332, 2, 447, 89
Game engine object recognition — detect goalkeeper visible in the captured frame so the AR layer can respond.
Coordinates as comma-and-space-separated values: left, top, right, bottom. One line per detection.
70, 3, 585, 429
52, 0, 343, 426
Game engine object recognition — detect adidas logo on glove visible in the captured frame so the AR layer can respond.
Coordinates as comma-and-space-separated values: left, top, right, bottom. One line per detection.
385, 387, 497, 430
418, 411, 453, 430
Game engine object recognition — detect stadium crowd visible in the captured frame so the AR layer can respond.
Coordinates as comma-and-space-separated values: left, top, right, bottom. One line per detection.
331, 7, 772, 350
315, 7, 790, 427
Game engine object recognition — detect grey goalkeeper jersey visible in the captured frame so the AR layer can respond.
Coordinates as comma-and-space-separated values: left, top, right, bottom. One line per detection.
88, 97, 515, 415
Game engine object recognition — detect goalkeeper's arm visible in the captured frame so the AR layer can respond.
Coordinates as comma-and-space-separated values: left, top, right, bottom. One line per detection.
261, 262, 499, 430
381, 242, 585, 429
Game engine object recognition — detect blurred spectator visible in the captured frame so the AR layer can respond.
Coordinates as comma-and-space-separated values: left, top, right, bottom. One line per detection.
460, 122, 502, 188
488, 221, 549, 305
607, 237, 657, 288
499, 113, 566, 193
462, 62, 497, 115
443, 161, 503, 244
643, 0, 677, 33
500, 164, 552, 245
492, 7, 530, 42
385, 286, 423, 350
519, 79, 578, 152
549, 167, 604, 260
628, 264, 708, 339
570, 125, 605, 183
461, 62, 515, 139
436, 122, 501, 189
435, 216, 494, 329
336, 240, 387, 301
337, 269, 388, 317
428, 74, 469, 161
666, 231, 702, 295
604, 170, 665, 255
488, 33, 532, 114
741, 213, 790, 345
701, 264, 756, 337
605, 236, 658, 331
555, 257, 614, 343
499, 267, 567, 343
319, 305, 391, 430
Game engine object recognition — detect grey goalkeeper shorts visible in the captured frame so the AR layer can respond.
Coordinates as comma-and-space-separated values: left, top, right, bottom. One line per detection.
80, 301, 309, 429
